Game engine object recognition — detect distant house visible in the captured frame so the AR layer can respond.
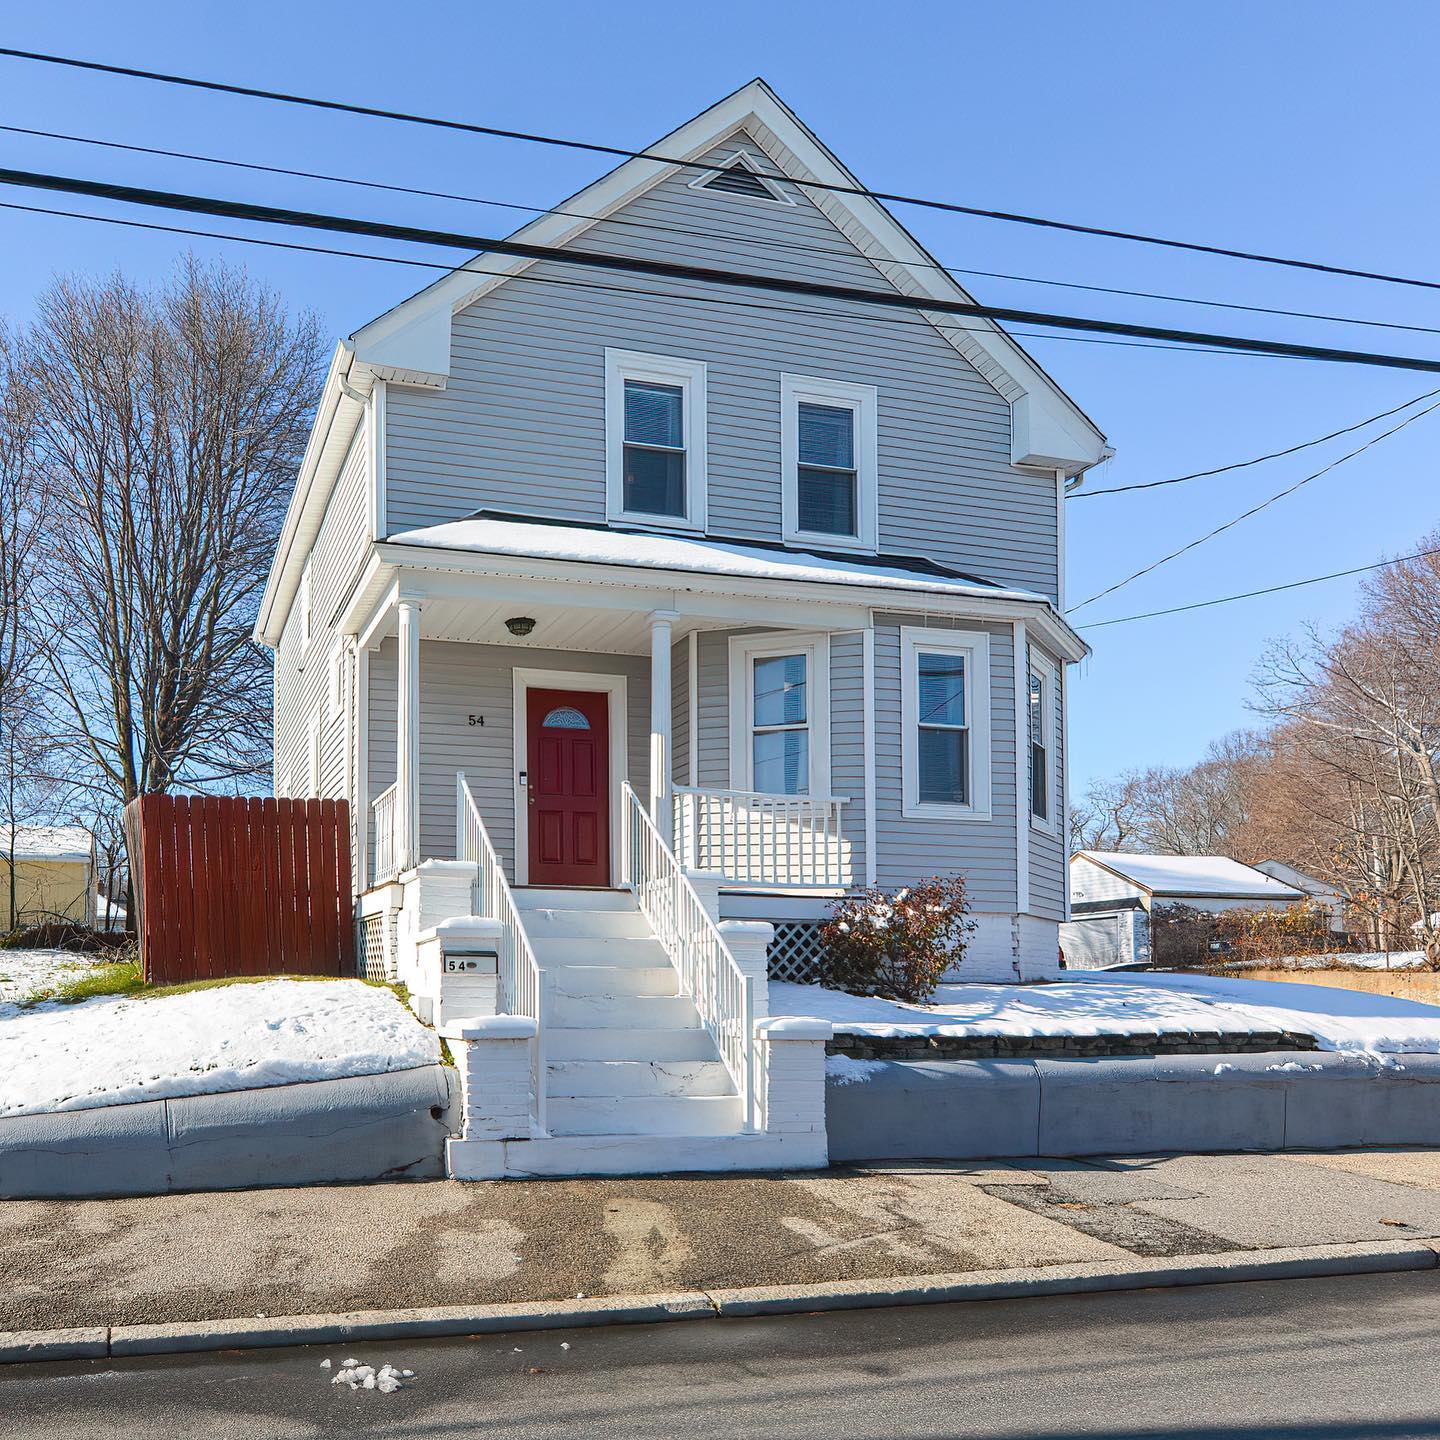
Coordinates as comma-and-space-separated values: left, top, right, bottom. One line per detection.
1061, 851, 1304, 969
1, 826, 97, 929
1252, 859, 1346, 933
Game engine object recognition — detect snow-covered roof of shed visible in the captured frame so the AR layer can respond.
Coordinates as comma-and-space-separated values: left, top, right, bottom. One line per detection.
1076, 852, 1304, 901
3, 826, 94, 863
385, 513, 1049, 603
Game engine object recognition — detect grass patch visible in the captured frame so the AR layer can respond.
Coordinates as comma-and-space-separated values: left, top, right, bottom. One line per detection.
18, 966, 385, 1009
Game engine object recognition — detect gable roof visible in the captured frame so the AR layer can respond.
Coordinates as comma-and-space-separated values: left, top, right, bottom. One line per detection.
1075, 852, 1305, 902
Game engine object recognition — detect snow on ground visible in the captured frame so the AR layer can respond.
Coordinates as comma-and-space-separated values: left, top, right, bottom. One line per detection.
0, 978, 440, 1117
773, 968, 1440, 1061
0, 948, 98, 1007
1241, 950, 1427, 971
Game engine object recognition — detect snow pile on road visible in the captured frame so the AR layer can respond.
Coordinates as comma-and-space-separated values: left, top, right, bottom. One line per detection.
0, 978, 440, 1117
330, 1358, 413, 1393
775, 969, 1440, 1060
0, 948, 97, 1007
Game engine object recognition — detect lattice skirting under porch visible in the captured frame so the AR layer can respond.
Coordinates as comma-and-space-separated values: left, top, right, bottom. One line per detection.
358, 912, 388, 981
767, 921, 827, 984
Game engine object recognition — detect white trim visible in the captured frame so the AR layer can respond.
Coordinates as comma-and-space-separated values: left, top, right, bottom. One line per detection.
355, 642, 370, 891
727, 631, 832, 797
1061, 660, 1072, 922
511, 667, 629, 886
307, 715, 322, 796
604, 348, 708, 531
300, 560, 314, 649
327, 641, 346, 722
371, 379, 388, 541
861, 622, 877, 887
687, 629, 699, 787
685, 145, 796, 205
1028, 646, 1062, 838
1013, 621, 1030, 915
780, 373, 878, 554
900, 626, 992, 821
1054, 466, 1066, 611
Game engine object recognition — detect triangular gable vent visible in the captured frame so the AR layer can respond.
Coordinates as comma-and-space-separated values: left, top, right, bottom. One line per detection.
689, 151, 792, 204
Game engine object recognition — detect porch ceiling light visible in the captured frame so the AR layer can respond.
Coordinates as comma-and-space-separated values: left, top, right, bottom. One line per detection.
505, 616, 537, 637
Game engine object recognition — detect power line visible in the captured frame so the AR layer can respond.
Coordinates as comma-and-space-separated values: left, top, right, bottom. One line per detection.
1069, 397, 1440, 611
5, 47, 1440, 295
0, 196, 1269, 360
1071, 387, 1440, 497
7, 121, 1440, 344
5, 165, 1440, 374
1076, 546, 1440, 630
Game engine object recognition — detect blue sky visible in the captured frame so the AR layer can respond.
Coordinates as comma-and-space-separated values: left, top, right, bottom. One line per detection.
2, 2, 1436, 797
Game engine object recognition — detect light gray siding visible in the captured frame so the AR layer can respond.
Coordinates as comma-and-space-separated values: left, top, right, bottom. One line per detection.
1027, 645, 1067, 922
383, 131, 1059, 600
368, 638, 651, 882
829, 629, 868, 887
671, 635, 690, 787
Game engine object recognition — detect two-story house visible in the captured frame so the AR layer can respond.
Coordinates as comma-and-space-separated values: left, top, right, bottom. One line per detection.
258, 80, 1107, 1175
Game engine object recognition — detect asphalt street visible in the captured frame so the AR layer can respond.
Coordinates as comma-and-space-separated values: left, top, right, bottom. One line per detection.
5, 1270, 1440, 1438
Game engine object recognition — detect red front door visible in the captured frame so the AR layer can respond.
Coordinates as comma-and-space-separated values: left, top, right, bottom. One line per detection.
526, 688, 610, 886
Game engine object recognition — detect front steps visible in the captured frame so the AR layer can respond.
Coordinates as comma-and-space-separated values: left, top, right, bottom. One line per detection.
512, 887, 750, 1150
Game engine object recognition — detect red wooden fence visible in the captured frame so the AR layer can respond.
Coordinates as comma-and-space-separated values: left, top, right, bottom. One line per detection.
124, 795, 355, 985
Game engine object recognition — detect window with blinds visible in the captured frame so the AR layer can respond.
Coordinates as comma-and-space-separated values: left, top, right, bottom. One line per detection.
797, 402, 857, 537
622, 380, 686, 518
916, 651, 968, 805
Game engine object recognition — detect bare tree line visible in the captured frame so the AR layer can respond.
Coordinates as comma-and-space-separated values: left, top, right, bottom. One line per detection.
0, 257, 323, 929
1073, 538, 1440, 954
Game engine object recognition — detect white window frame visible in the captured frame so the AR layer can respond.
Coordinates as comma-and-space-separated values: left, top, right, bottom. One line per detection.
300, 560, 313, 648
605, 348, 708, 532
685, 146, 796, 206
1028, 647, 1061, 836
327, 642, 346, 722
307, 716, 322, 797
728, 632, 832, 797
781, 374, 878, 554
901, 626, 991, 821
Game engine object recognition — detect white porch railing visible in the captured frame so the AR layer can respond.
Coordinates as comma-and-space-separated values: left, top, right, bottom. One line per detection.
456, 772, 547, 1135
671, 786, 850, 889
371, 783, 398, 885
622, 782, 754, 1127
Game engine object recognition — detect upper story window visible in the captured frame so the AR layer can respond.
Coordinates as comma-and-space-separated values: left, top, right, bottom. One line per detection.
1028, 649, 1060, 834
901, 627, 991, 820
605, 349, 708, 531
781, 374, 878, 553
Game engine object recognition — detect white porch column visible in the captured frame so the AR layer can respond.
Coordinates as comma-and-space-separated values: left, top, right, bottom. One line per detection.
397, 597, 422, 872
648, 610, 678, 845
1014, 618, 1030, 916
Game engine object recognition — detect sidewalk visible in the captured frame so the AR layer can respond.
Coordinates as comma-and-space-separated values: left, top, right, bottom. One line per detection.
7, 1149, 1440, 1335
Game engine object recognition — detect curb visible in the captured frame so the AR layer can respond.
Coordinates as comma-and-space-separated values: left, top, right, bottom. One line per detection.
4, 1239, 1438, 1364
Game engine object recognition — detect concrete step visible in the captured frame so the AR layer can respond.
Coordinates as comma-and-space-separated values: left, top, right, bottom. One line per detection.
546, 1094, 747, 1137
520, 908, 652, 942
546, 1058, 734, 1099
449, 1131, 819, 1180
531, 935, 670, 969
513, 888, 637, 913
547, 991, 700, 1029
544, 1027, 719, 1062
545, 965, 678, 1000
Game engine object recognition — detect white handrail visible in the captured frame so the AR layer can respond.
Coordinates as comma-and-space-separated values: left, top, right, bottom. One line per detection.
621, 782, 754, 1128
456, 772, 547, 1135
671, 785, 850, 889
372, 783, 398, 885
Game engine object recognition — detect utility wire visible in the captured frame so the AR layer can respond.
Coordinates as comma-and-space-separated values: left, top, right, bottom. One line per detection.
1072, 386, 1440, 497
5, 165, 1440, 373
0, 195, 1271, 360
1076, 546, 1440, 630
1069, 397, 1440, 612
5, 46, 1440, 294
6, 121, 1440, 342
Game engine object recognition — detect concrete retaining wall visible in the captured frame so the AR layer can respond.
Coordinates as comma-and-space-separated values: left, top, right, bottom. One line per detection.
0, 1065, 458, 1199
826, 1052, 1440, 1162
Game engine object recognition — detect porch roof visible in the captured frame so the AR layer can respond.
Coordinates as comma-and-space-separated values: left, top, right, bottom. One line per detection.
385, 512, 1048, 605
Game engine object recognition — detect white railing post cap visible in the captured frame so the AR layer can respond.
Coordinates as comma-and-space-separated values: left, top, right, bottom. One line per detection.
442, 1014, 539, 1041
754, 1015, 833, 1041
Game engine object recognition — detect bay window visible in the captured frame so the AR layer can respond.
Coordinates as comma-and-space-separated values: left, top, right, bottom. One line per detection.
901, 627, 991, 819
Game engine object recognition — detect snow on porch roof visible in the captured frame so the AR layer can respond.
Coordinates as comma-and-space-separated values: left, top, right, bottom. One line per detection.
1078, 852, 1305, 901
384, 512, 1049, 603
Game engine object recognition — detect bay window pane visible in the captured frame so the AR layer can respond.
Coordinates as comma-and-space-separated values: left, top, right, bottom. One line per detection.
917, 652, 965, 727
753, 654, 807, 728
754, 728, 809, 795
918, 727, 968, 805
1031, 741, 1048, 819
624, 381, 683, 447
798, 465, 856, 535
623, 445, 685, 517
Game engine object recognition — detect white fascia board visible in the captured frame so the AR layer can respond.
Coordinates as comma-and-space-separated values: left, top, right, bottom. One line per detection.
256, 341, 368, 647
370, 540, 1090, 661
340, 80, 1108, 469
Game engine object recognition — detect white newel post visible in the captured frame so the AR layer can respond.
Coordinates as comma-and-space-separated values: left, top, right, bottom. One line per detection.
719, 919, 773, 1022
648, 610, 678, 845
397, 597, 422, 872
442, 1014, 537, 1142
753, 1016, 831, 1163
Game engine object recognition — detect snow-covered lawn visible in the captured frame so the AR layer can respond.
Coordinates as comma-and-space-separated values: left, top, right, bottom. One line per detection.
774, 968, 1440, 1061
0, 978, 440, 1118
0, 948, 102, 1007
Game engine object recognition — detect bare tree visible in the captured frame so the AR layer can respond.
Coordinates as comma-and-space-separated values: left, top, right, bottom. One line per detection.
29, 259, 323, 876
1069, 772, 1146, 852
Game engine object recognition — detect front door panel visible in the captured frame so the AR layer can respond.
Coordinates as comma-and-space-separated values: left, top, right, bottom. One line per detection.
526, 688, 610, 886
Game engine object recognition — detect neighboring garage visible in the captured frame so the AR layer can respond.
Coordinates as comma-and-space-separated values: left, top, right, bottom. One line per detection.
1061, 852, 1304, 970
1, 825, 96, 931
